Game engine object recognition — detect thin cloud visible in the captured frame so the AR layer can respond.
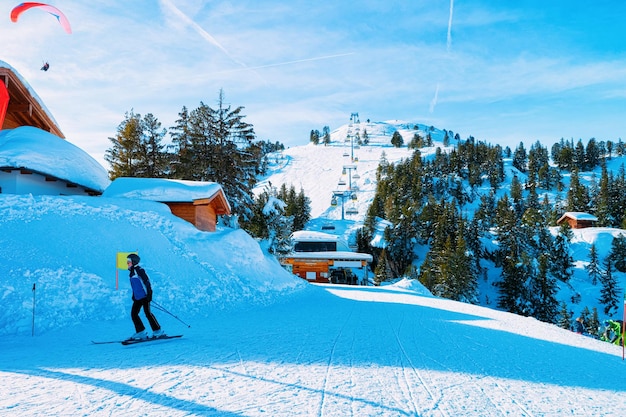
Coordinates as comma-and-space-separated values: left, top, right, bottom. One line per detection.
430, 83, 440, 113
447, 0, 454, 52
159, 0, 247, 68
206, 52, 356, 76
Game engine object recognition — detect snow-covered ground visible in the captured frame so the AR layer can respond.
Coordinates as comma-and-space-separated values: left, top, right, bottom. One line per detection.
2, 121, 626, 416
2, 281, 625, 416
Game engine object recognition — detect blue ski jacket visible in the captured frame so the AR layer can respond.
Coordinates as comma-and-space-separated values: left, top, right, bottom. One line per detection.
129, 265, 152, 301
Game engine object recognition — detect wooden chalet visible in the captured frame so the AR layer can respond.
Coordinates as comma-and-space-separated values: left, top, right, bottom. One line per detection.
102, 178, 231, 232
0, 64, 64, 137
1, 62, 110, 196
280, 231, 372, 284
556, 212, 598, 229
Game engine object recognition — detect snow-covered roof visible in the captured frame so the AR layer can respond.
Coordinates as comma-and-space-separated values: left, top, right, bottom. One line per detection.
103, 177, 227, 204
285, 251, 373, 262
292, 230, 340, 242
0, 126, 110, 192
291, 230, 354, 252
0, 61, 62, 136
559, 212, 598, 222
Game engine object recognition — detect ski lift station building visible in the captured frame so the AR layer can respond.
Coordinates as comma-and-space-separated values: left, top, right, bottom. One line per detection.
280, 230, 372, 284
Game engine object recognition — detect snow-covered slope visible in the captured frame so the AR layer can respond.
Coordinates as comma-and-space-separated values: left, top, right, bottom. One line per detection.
0, 193, 304, 336
2, 120, 626, 416
1, 281, 625, 416
256, 120, 447, 246
259, 120, 626, 323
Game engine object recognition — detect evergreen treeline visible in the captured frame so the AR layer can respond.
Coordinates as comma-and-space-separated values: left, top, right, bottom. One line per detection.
106, 102, 624, 327
105, 90, 293, 226
359, 136, 625, 326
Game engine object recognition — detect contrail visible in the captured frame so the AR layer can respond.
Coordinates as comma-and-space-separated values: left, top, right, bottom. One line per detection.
429, 83, 440, 113
211, 52, 356, 74
447, 0, 454, 52
159, 0, 247, 68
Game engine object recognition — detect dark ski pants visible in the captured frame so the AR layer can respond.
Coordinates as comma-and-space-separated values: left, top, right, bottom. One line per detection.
131, 298, 160, 333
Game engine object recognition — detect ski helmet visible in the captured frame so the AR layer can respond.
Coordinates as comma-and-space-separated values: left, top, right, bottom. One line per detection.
127, 253, 140, 266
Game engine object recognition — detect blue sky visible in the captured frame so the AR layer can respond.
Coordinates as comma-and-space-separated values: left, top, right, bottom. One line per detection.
2, 1, 626, 167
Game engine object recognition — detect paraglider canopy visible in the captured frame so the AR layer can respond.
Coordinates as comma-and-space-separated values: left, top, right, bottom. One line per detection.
10, 2, 72, 34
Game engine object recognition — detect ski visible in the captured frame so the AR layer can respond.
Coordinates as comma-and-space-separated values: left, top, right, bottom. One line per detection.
121, 334, 182, 345
92, 340, 125, 345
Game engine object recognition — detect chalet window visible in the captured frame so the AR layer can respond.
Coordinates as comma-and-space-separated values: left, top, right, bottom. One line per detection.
294, 241, 337, 252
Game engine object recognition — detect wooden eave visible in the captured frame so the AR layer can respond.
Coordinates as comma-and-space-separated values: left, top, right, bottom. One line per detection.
0, 67, 64, 138
193, 189, 231, 215
0, 165, 101, 195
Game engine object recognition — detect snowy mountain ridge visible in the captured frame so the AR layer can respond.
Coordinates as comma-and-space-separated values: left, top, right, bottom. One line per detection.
259, 118, 626, 324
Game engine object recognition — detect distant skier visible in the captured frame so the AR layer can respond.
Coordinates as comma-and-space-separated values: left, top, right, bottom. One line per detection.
573, 317, 585, 334
601, 320, 623, 346
40, 62, 49, 71
127, 254, 165, 340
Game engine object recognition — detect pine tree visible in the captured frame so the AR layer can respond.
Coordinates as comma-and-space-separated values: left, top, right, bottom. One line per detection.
557, 302, 573, 330
573, 139, 586, 170
374, 250, 389, 285
105, 110, 143, 179
263, 194, 293, 256
599, 257, 622, 315
245, 187, 270, 239
176, 90, 258, 223
510, 175, 525, 218
566, 167, 589, 212
391, 131, 404, 148
291, 188, 312, 231
595, 162, 612, 226
585, 138, 600, 171
385, 212, 416, 278
449, 232, 478, 303
585, 243, 601, 285
608, 233, 626, 272
529, 254, 559, 323
139, 113, 168, 178
549, 229, 574, 283
496, 253, 531, 316
362, 128, 369, 145
512, 142, 527, 172
310, 129, 320, 144
588, 307, 601, 338
169, 106, 195, 180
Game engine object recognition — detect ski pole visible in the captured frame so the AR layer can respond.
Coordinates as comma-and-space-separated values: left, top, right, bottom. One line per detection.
151, 301, 191, 328
32, 283, 36, 336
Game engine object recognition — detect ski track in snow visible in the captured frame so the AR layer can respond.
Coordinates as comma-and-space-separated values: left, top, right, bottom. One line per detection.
2, 284, 626, 416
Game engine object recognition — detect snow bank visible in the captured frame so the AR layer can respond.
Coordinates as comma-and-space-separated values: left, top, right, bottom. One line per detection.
0, 126, 110, 192
0, 194, 305, 336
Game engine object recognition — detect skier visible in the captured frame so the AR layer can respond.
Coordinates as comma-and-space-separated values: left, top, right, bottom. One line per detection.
573, 317, 585, 334
601, 319, 623, 346
127, 254, 165, 340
